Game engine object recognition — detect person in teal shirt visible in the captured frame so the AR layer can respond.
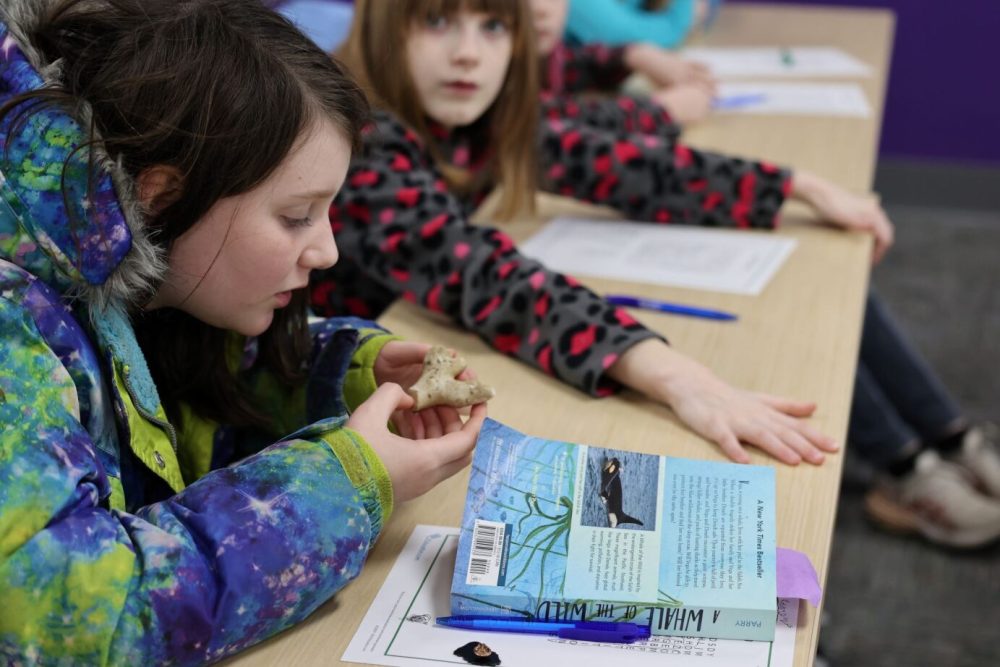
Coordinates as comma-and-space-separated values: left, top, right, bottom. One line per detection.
565, 0, 708, 49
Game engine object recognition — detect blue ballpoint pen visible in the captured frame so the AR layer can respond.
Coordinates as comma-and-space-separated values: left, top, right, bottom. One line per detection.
436, 615, 651, 644
712, 93, 767, 110
605, 295, 738, 321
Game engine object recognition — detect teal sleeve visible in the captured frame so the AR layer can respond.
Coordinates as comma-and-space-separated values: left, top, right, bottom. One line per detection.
566, 0, 697, 48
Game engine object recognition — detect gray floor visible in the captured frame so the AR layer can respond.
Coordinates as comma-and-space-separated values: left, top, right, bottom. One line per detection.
821, 204, 1000, 667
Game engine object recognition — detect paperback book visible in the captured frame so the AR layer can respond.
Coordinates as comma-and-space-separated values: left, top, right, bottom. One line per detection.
450, 419, 778, 641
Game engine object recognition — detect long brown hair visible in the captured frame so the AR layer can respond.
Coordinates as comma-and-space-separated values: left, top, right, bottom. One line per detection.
341, 0, 538, 220
2, 0, 369, 429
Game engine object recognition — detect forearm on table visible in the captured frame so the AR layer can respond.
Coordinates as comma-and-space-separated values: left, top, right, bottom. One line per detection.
605, 337, 692, 405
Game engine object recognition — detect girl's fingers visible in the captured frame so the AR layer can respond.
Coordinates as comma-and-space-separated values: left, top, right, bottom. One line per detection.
873, 214, 895, 263
753, 392, 817, 417
430, 428, 480, 466
456, 402, 488, 439
779, 415, 839, 452
396, 341, 431, 363
357, 383, 414, 421
466, 401, 488, 426
437, 406, 465, 434
419, 405, 444, 439
741, 424, 801, 465
709, 424, 751, 464
408, 410, 426, 440
872, 240, 888, 264
775, 424, 825, 465
391, 409, 414, 439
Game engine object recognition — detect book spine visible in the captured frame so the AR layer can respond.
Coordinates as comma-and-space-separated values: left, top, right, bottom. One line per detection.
644, 604, 776, 641
451, 593, 776, 642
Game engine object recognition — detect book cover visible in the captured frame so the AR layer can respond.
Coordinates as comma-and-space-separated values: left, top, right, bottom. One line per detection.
450, 419, 778, 641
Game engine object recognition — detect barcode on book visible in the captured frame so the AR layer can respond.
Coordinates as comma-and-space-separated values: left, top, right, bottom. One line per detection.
466, 519, 508, 586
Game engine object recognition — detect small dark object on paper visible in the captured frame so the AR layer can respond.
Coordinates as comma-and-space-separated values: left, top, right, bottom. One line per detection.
453, 641, 501, 666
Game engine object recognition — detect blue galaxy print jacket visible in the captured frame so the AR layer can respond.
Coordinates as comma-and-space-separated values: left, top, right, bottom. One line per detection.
0, 4, 395, 664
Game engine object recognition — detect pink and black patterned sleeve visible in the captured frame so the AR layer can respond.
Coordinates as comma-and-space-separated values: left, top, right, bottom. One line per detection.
540, 92, 682, 144
546, 43, 633, 95
538, 117, 792, 228
309, 111, 662, 396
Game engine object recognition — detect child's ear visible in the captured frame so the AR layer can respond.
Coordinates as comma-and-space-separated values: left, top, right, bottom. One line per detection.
137, 165, 184, 214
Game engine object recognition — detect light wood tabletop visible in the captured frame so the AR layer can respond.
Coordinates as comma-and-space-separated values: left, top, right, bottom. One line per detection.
229, 4, 894, 666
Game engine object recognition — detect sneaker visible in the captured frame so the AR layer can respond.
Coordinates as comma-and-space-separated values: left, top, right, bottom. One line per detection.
946, 422, 1000, 499
865, 450, 1000, 549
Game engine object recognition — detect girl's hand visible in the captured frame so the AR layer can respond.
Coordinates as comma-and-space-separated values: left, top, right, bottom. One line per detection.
792, 170, 895, 263
347, 383, 487, 502
373, 341, 483, 436
625, 43, 715, 89
608, 340, 839, 465
651, 82, 715, 126
374, 340, 480, 387
373, 340, 433, 389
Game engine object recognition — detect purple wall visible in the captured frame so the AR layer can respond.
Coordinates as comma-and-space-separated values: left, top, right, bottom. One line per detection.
730, 0, 1000, 165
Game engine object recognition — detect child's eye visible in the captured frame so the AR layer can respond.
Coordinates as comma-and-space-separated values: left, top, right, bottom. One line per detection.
281, 215, 313, 228
482, 17, 509, 36
424, 13, 449, 31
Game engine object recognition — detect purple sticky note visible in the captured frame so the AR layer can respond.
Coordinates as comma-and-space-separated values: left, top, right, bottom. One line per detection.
776, 548, 822, 606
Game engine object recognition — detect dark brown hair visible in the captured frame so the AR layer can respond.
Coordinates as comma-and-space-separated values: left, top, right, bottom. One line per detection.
4, 0, 369, 428
341, 0, 538, 220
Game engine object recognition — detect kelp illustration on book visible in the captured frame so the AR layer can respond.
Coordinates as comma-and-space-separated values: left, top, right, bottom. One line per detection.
451, 419, 779, 641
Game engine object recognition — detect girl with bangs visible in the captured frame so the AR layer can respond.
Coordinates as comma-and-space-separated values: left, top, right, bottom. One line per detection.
313, 0, 843, 468
314, 0, 1000, 548
0, 0, 487, 663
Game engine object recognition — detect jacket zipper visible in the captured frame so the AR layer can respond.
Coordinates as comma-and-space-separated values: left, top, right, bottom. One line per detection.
120, 365, 179, 454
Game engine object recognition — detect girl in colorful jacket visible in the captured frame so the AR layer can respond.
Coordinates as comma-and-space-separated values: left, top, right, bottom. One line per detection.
0, 1, 485, 664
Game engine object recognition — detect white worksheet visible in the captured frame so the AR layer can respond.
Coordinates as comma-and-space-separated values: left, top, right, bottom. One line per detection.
343, 525, 799, 667
715, 82, 871, 118
682, 47, 872, 78
518, 218, 797, 296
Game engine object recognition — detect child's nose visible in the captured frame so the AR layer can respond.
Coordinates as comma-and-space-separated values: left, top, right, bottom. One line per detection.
302, 226, 339, 271
452, 27, 482, 64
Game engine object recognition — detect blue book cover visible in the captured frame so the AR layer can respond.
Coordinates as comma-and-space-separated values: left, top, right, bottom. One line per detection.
450, 419, 778, 641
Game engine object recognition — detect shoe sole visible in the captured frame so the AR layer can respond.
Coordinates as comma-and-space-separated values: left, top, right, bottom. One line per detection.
864, 491, 1000, 549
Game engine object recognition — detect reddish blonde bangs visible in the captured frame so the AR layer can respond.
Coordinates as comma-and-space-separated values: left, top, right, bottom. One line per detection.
401, 0, 522, 23
344, 0, 538, 220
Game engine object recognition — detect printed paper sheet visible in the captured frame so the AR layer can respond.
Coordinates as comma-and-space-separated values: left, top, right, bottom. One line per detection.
682, 47, 871, 78
518, 218, 797, 296
342, 525, 798, 667
715, 82, 871, 118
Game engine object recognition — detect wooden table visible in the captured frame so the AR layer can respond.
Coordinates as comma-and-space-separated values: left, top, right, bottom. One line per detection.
230, 4, 894, 666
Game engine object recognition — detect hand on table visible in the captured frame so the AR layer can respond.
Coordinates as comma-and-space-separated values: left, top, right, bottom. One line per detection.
626, 43, 715, 89
652, 81, 715, 125
793, 170, 895, 264
608, 339, 839, 465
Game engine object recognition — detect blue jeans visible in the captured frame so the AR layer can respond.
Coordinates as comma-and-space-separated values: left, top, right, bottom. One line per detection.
848, 290, 963, 467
